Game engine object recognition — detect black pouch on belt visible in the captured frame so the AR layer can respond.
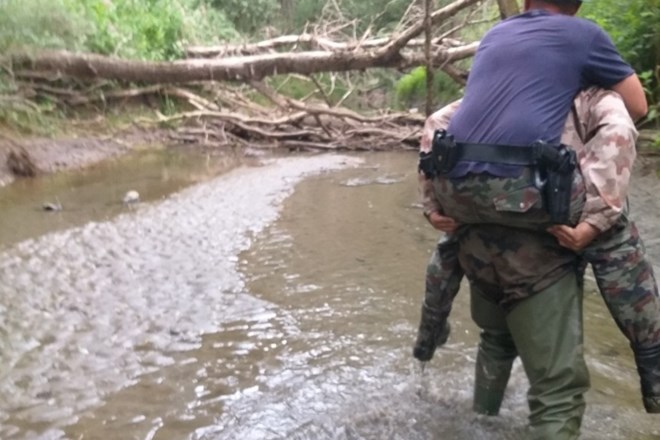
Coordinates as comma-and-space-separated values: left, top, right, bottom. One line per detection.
431, 130, 459, 175
534, 142, 577, 224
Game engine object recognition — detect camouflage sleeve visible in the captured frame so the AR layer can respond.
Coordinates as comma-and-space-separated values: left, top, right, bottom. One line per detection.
419, 100, 462, 216
572, 88, 638, 231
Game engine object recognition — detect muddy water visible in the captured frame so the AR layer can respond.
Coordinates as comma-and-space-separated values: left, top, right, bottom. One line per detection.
0, 152, 659, 439
0, 148, 249, 249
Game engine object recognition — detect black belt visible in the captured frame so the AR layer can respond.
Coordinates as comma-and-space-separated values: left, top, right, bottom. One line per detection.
455, 142, 553, 166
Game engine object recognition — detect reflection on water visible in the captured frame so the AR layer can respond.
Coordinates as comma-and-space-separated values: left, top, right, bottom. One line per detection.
0, 148, 247, 249
0, 151, 659, 439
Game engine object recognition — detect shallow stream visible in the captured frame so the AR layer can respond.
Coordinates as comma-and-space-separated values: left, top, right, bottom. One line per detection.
0, 150, 658, 439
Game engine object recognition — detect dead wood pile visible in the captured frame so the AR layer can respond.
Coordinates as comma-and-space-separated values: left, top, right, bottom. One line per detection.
2, 0, 495, 153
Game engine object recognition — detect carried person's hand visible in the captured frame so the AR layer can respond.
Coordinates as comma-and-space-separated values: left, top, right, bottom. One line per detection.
427, 212, 459, 233
547, 222, 600, 252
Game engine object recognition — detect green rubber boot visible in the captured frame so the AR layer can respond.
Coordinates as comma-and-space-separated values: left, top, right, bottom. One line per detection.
470, 286, 518, 416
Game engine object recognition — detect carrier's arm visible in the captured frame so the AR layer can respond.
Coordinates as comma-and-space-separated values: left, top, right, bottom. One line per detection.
611, 74, 648, 122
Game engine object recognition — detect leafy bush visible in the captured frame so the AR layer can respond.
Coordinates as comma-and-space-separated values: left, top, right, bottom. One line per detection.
581, 0, 659, 125
0, 0, 90, 52
0, 0, 239, 60
209, 0, 278, 35
395, 67, 462, 110
77, 0, 239, 60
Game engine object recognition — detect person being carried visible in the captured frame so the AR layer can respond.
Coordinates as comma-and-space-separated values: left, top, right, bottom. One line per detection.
412, 0, 660, 414
416, 88, 660, 415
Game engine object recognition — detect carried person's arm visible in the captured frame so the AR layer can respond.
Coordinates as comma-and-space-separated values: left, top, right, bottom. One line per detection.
419, 100, 461, 232
578, 87, 637, 231
549, 87, 637, 250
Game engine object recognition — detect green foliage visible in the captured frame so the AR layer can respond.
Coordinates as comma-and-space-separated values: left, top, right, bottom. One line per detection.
640, 70, 660, 126
0, 0, 90, 52
0, 0, 238, 60
209, 0, 278, 35
581, 0, 658, 76
581, 0, 660, 125
78, 0, 240, 60
335, 0, 414, 34
0, 98, 60, 136
265, 74, 352, 105
79, 0, 182, 59
182, 2, 240, 46
395, 67, 462, 110
286, 0, 324, 33
268, 76, 317, 100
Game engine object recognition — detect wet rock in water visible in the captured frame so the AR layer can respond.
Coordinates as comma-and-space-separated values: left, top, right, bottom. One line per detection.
42, 202, 62, 212
122, 190, 140, 204
7, 147, 38, 177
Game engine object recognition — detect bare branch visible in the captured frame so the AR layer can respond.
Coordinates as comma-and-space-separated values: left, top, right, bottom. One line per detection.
308, 74, 333, 107
379, 0, 482, 59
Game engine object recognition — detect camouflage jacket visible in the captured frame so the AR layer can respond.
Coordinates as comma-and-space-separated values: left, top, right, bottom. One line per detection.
419, 88, 638, 232
419, 88, 638, 306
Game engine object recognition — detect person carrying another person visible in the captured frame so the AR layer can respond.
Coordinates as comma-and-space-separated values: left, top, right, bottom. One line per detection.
411, 0, 659, 425
416, 87, 660, 420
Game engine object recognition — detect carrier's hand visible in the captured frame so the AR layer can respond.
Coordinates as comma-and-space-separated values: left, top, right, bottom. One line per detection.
427, 212, 458, 233
547, 222, 599, 252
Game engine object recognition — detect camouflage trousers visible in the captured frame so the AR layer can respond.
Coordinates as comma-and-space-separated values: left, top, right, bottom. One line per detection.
424, 166, 586, 314
582, 213, 660, 350
422, 213, 660, 412
426, 164, 660, 347
422, 173, 660, 410
431, 166, 585, 229
425, 213, 660, 348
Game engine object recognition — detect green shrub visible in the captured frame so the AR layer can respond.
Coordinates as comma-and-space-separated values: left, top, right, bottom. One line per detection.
0, 0, 239, 60
581, 0, 659, 124
209, 0, 278, 35
78, 0, 239, 60
395, 66, 462, 110
0, 0, 90, 53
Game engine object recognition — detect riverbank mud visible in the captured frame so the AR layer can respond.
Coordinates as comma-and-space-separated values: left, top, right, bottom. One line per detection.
0, 127, 170, 187
1, 129, 657, 188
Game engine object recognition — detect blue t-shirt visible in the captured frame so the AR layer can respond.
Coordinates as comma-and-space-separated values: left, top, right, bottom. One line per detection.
446, 9, 633, 176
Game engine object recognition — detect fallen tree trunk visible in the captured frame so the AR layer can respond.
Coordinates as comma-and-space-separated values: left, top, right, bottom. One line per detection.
184, 34, 468, 58
9, 43, 478, 84
8, 0, 481, 83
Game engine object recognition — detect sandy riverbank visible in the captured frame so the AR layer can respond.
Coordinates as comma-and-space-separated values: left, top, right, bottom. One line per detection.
1, 125, 658, 188
0, 125, 176, 187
